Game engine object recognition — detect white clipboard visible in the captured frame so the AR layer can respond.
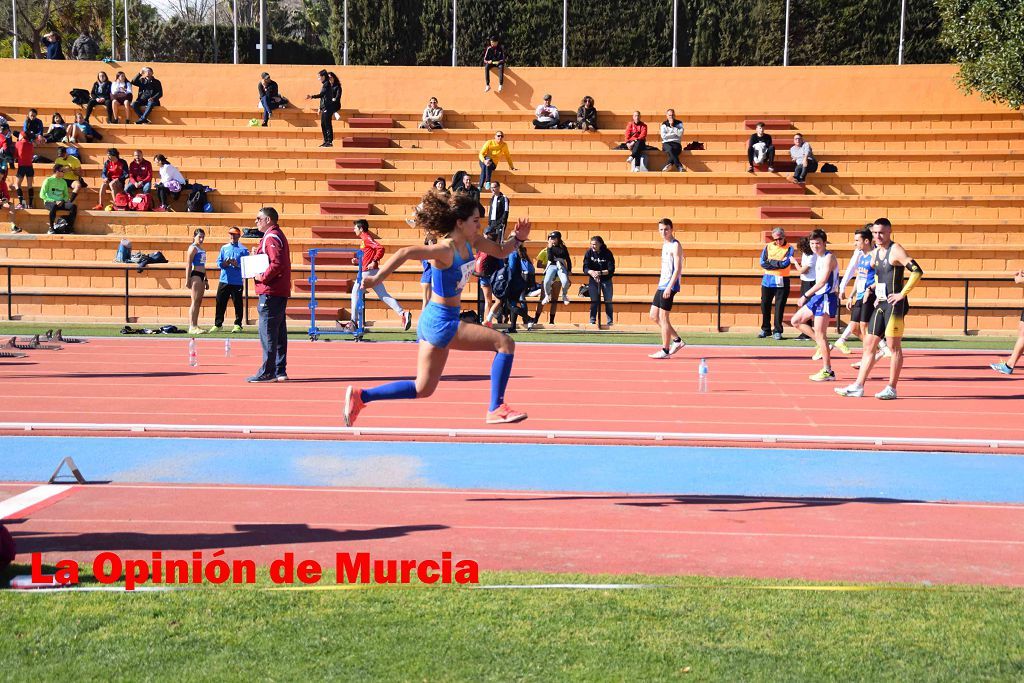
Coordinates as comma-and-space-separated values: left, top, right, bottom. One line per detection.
240, 253, 269, 279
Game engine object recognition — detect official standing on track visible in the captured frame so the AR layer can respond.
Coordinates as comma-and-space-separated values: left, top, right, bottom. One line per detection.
248, 207, 292, 383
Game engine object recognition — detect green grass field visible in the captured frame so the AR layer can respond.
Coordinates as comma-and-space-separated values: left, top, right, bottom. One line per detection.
0, 321, 1016, 351
3, 569, 1023, 680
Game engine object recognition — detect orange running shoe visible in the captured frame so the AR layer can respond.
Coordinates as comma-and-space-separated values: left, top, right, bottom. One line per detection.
344, 385, 365, 427
486, 403, 528, 424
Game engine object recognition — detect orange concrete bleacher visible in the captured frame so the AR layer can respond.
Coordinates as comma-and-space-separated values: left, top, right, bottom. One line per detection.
0, 61, 1022, 333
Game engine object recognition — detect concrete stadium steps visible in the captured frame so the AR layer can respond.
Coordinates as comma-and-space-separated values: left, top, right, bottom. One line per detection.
6, 212, 1024, 248
84, 124, 1022, 154
322, 190, 1024, 221
52, 142, 1024, 174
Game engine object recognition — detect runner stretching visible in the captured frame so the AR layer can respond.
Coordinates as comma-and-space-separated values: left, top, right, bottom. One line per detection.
648, 218, 686, 359
344, 190, 531, 426
790, 229, 839, 381
833, 225, 890, 368
836, 218, 923, 400
990, 268, 1024, 375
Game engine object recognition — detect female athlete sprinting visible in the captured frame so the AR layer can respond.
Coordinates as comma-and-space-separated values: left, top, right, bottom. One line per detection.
345, 190, 531, 426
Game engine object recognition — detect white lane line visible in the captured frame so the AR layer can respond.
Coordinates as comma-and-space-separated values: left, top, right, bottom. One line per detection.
0, 484, 74, 520
28, 517, 1024, 546
34, 482, 1024, 509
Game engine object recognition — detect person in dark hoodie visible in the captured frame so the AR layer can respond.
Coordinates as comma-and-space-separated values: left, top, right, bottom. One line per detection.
84, 71, 113, 123
583, 235, 615, 326
131, 67, 163, 124
306, 69, 340, 147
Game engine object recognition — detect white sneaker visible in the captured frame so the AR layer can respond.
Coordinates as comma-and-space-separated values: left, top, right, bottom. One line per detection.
400, 310, 412, 331
875, 385, 898, 400
484, 182, 491, 190
649, 349, 670, 359
881, 345, 893, 358
561, 295, 570, 305
874, 350, 887, 362
498, 85, 503, 93
668, 339, 686, 355
540, 295, 551, 305
484, 85, 491, 93
834, 384, 864, 397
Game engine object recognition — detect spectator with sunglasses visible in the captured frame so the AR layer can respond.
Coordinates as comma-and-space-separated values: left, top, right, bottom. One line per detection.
478, 130, 516, 191
759, 226, 794, 340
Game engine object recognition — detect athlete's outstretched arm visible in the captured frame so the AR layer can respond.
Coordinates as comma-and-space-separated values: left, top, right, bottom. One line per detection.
473, 217, 532, 258
362, 243, 452, 289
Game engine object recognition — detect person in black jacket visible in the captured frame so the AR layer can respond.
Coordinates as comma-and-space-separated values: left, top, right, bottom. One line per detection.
84, 71, 113, 123
306, 70, 340, 146
483, 35, 506, 93
453, 172, 480, 204
131, 67, 163, 124
540, 231, 572, 306
257, 72, 289, 127
487, 181, 509, 234
575, 96, 598, 132
583, 236, 615, 326
44, 32, 65, 60
746, 121, 775, 172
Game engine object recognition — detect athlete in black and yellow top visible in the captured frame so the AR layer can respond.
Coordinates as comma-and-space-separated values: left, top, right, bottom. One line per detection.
835, 218, 923, 400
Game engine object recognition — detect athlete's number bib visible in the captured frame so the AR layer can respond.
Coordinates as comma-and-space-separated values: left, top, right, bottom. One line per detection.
875, 282, 887, 300
455, 260, 474, 292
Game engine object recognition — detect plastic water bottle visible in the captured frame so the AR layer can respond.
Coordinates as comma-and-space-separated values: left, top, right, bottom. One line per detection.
224, 338, 232, 357
697, 358, 709, 393
188, 338, 198, 367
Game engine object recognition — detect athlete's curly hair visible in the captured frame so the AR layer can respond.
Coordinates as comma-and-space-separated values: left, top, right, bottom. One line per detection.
414, 189, 482, 240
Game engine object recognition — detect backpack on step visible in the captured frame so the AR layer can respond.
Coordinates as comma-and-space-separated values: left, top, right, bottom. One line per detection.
185, 186, 207, 212
129, 193, 152, 211
113, 192, 131, 210
51, 216, 74, 234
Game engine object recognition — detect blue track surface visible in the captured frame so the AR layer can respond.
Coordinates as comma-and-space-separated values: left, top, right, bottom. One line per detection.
3, 436, 1024, 503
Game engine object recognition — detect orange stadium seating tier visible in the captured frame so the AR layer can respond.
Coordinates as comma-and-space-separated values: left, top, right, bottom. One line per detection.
0, 60, 1021, 333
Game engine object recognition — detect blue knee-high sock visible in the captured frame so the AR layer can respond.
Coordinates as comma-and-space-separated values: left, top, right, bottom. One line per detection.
361, 380, 417, 404
489, 352, 515, 411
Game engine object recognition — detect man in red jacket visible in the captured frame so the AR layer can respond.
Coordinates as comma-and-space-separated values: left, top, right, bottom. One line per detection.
248, 206, 292, 383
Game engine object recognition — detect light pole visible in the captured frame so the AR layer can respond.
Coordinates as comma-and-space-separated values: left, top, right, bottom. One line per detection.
213, 0, 217, 63
783, 0, 790, 66
11, 0, 16, 58
258, 0, 265, 64
898, 0, 907, 65
343, 0, 348, 66
123, 0, 129, 61
671, 0, 677, 67
232, 0, 237, 64
451, 0, 457, 67
561, 0, 567, 67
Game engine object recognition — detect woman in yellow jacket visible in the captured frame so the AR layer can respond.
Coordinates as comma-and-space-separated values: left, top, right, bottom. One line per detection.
478, 131, 516, 190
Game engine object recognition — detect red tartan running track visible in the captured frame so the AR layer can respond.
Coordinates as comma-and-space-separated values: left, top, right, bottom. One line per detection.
0, 338, 1022, 449
4, 481, 1024, 586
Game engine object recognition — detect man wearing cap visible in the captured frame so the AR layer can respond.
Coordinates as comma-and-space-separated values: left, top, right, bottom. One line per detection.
533, 95, 560, 129
210, 227, 250, 333
257, 72, 288, 127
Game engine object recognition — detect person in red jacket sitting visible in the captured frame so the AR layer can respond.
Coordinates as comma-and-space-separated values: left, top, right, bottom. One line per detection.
126, 149, 153, 196
247, 207, 292, 383
624, 111, 649, 172
348, 219, 411, 331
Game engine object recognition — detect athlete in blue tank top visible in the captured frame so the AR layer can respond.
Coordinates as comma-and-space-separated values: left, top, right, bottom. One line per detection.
791, 229, 840, 383
344, 189, 533, 427
185, 228, 209, 336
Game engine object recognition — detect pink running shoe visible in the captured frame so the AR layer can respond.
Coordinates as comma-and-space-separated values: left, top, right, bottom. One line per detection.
486, 404, 528, 424
344, 385, 365, 427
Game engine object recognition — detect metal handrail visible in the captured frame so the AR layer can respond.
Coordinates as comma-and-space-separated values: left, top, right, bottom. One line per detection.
0, 262, 1017, 334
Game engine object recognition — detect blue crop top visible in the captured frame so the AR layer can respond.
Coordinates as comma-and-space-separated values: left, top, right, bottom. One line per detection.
430, 242, 475, 297
191, 246, 206, 268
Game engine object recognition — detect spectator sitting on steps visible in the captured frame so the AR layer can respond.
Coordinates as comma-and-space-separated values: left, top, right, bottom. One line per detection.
84, 71, 113, 124
126, 149, 153, 197
533, 95, 559, 129
153, 154, 188, 211
454, 171, 481, 204
483, 35, 506, 93
790, 133, 817, 183
575, 96, 598, 132
94, 148, 128, 209
660, 109, 685, 172
747, 121, 776, 173
257, 72, 289, 127
419, 97, 444, 130
110, 71, 133, 124
625, 111, 649, 172
131, 67, 163, 124
22, 109, 44, 143
41, 165, 77, 233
